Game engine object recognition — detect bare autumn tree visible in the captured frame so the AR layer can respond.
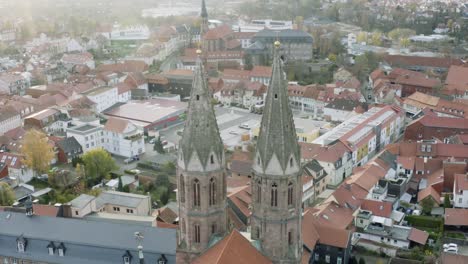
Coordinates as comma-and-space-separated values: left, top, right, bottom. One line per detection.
20, 129, 55, 176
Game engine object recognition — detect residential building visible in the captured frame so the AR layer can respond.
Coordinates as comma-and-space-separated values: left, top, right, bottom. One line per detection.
69, 191, 152, 218
444, 65, 468, 99
0, 153, 33, 183
110, 24, 150, 41
23, 108, 61, 130
355, 224, 428, 249
232, 19, 293, 32
404, 113, 468, 141
403, 92, 468, 118
0, 211, 175, 264
314, 106, 405, 168
103, 117, 145, 158
66, 124, 103, 153
383, 55, 463, 74
55, 137, 83, 164
303, 160, 329, 198
453, 174, 468, 208
83, 86, 118, 113
0, 106, 21, 136
61, 52, 95, 70
0, 73, 29, 95
246, 29, 313, 65
202, 24, 239, 52
250, 66, 272, 86
302, 209, 352, 264
323, 99, 361, 122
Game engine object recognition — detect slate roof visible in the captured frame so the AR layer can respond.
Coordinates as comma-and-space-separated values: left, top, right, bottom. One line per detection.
56, 137, 82, 154
179, 53, 224, 169
0, 211, 176, 263
96, 191, 148, 209
69, 194, 95, 209
254, 29, 313, 42
325, 98, 359, 111
255, 43, 300, 171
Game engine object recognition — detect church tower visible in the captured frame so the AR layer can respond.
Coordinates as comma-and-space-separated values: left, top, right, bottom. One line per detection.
200, 0, 209, 36
251, 42, 303, 264
176, 50, 227, 264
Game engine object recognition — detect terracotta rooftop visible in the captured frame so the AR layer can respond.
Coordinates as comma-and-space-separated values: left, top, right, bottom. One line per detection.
408, 228, 429, 245
445, 208, 468, 226
203, 25, 234, 40
384, 55, 463, 69
440, 253, 468, 264
228, 186, 252, 219
32, 204, 60, 217
454, 174, 468, 193
104, 117, 130, 134
193, 229, 272, 264
417, 186, 440, 203
250, 66, 272, 78
445, 65, 468, 92
360, 200, 392, 218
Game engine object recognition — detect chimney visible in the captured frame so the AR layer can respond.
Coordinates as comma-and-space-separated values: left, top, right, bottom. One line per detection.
25, 196, 33, 217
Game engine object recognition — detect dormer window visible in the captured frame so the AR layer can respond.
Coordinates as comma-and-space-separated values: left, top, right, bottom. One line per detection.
158, 254, 168, 264
16, 236, 26, 253
57, 243, 66, 257
122, 251, 132, 264
47, 242, 55, 255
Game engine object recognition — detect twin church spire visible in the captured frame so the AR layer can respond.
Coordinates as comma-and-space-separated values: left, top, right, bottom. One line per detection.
177, 20, 301, 263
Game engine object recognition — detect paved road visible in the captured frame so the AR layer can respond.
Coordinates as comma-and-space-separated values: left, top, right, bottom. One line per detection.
160, 54, 179, 72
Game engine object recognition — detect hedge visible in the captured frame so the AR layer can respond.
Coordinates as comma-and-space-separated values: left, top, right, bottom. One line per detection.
405, 215, 444, 229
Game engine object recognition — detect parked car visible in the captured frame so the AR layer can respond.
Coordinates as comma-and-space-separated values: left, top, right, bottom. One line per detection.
443, 243, 458, 250
444, 247, 458, 254
124, 158, 134, 164
149, 138, 156, 144
239, 123, 250, 130
229, 130, 239, 135
130, 169, 141, 174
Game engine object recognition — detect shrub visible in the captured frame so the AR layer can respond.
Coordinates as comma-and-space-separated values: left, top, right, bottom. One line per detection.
405, 215, 443, 229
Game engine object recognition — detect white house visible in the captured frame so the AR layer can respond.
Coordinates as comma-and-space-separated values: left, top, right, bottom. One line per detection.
103, 117, 145, 158
323, 99, 360, 122
117, 83, 132, 103
454, 174, 468, 208
83, 86, 118, 113
0, 73, 29, 95
0, 153, 33, 184
66, 124, 104, 153
0, 107, 21, 136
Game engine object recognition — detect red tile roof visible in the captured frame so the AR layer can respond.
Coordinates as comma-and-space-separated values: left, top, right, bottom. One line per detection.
228, 186, 252, 219
408, 228, 429, 245
445, 65, 468, 92
397, 156, 415, 170
360, 200, 392, 218
193, 229, 272, 264
203, 25, 234, 40
104, 117, 130, 134
417, 186, 440, 203
440, 253, 468, 264
384, 55, 463, 69
418, 114, 468, 129
250, 66, 272, 78
454, 174, 468, 193
445, 208, 468, 226
32, 204, 59, 217
302, 208, 351, 249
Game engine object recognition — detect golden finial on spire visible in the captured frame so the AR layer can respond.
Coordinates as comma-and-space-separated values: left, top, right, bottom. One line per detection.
196, 49, 202, 55
274, 40, 281, 48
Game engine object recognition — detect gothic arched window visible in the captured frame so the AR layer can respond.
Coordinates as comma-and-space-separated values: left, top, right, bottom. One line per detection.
180, 175, 185, 203
288, 182, 293, 206
271, 183, 278, 207
194, 224, 201, 243
257, 180, 262, 203
209, 178, 216, 206
193, 179, 200, 207
210, 154, 214, 164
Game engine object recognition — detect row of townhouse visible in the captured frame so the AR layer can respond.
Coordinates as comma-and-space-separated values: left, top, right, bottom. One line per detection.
306, 106, 405, 186
66, 117, 145, 158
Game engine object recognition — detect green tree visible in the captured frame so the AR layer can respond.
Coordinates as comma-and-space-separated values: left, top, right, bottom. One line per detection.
160, 188, 170, 205
444, 194, 451, 208
117, 176, 124, 192
0, 182, 15, 206
359, 258, 366, 264
82, 149, 117, 187
153, 136, 165, 154
421, 197, 435, 215
349, 256, 358, 264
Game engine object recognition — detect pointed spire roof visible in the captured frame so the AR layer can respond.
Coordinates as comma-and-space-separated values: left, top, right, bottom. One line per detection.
255, 41, 300, 172
201, 0, 208, 18
179, 50, 223, 169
